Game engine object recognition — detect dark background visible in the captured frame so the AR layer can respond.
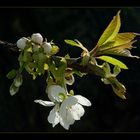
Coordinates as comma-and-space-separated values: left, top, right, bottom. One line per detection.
0, 7, 140, 132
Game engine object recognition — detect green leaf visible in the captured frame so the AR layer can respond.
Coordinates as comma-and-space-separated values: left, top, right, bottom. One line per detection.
73, 69, 86, 77
64, 54, 70, 59
6, 69, 17, 79
22, 51, 32, 62
37, 53, 47, 74
97, 55, 128, 69
65, 39, 88, 52
101, 78, 110, 85
113, 32, 138, 46
64, 39, 80, 47
49, 58, 67, 86
105, 76, 126, 99
99, 40, 139, 58
113, 65, 121, 76
100, 41, 115, 49
13, 74, 23, 87
111, 78, 126, 99
97, 10, 121, 46
10, 83, 19, 96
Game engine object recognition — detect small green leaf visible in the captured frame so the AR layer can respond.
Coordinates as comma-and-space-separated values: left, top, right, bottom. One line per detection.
64, 39, 80, 47
98, 55, 128, 69
6, 69, 17, 79
22, 51, 32, 62
101, 62, 111, 75
106, 76, 126, 99
113, 65, 121, 76
101, 78, 110, 85
36, 53, 47, 74
65, 39, 88, 52
10, 83, 19, 96
73, 70, 86, 77
111, 79, 126, 99
97, 10, 121, 46
64, 54, 70, 59
13, 74, 23, 87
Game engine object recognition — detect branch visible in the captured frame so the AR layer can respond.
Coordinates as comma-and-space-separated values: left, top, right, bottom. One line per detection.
0, 40, 17, 52
0, 40, 105, 77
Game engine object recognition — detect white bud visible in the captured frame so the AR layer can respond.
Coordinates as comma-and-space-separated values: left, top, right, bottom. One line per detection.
42, 42, 52, 54
17, 37, 28, 50
31, 33, 43, 45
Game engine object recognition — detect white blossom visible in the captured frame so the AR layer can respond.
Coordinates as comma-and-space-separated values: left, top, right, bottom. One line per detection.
42, 42, 52, 54
16, 37, 28, 50
31, 33, 43, 45
34, 87, 91, 130
59, 95, 91, 129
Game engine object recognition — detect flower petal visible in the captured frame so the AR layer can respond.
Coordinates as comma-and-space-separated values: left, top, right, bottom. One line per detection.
60, 96, 77, 111
59, 111, 75, 130
48, 105, 60, 127
74, 95, 91, 106
47, 85, 66, 102
34, 100, 55, 106
59, 117, 70, 130
70, 104, 85, 120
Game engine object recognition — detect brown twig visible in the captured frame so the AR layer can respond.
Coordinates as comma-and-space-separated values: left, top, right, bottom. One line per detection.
0, 40, 105, 77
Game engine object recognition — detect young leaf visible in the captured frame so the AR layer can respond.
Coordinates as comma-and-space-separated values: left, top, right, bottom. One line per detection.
10, 83, 19, 96
64, 39, 80, 47
113, 32, 138, 46
101, 62, 111, 76
6, 69, 17, 79
97, 55, 128, 69
13, 74, 23, 87
103, 76, 126, 99
99, 40, 139, 58
113, 65, 121, 76
65, 39, 88, 52
97, 10, 121, 46
111, 79, 126, 99
73, 69, 86, 77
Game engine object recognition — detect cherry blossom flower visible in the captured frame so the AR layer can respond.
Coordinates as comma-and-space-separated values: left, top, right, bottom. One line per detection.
35, 85, 91, 130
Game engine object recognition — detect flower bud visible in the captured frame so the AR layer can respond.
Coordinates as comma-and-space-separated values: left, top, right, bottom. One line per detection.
31, 33, 43, 45
17, 37, 28, 50
65, 74, 75, 85
42, 42, 52, 54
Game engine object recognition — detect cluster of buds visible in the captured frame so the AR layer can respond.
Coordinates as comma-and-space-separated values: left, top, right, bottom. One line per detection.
17, 33, 58, 55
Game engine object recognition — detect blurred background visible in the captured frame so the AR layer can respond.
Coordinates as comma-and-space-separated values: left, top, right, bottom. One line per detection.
0, 7, 140, 132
